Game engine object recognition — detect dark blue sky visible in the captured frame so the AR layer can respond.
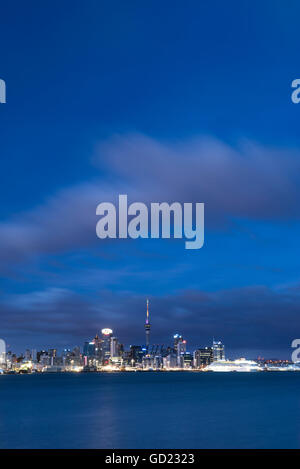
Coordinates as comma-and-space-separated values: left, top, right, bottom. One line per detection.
1, 0, 300, 357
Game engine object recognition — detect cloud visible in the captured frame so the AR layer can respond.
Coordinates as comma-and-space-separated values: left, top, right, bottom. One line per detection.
96, 134, 300, 221
0, 182, 115, 267
1, 133, 300, 270
1, 283, 298, 356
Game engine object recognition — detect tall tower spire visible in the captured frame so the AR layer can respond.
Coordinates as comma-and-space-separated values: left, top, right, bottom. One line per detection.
145, 299, 151, 352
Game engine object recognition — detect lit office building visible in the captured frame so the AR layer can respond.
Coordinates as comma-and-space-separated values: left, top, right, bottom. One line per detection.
110, 337, 119, 358
83, 341, 95, 357
101, 328, 113, 362
129, 345, 144, 365
177, 338, 187, 368
48, 348, 57, 358
31, 349, 37, 363
47, 349, 58, 366
39, 352, 50, 367
213, 340, 225, 361
153, 355, 163, 369
142, 354, 153, 369
193, 347, 213, 368
183, 352, 193, 369
93, 334, 102, 359
173, 334, 182, 353
163, 353, 177, 369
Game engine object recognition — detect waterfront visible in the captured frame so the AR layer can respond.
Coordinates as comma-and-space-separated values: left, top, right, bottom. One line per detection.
0, 372, 299, 449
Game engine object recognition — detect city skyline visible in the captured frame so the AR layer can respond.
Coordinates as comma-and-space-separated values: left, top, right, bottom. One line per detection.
2, 302, 228, 371
1, 299, 293, 361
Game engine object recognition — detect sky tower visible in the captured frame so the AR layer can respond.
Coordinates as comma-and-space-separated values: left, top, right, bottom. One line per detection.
145, 299, 151, 351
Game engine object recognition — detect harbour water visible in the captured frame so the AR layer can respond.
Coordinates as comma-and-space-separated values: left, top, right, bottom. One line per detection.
0, 372, 299, 449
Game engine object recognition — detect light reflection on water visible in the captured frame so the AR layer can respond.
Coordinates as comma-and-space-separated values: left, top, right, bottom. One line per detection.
0, 372, 299, 448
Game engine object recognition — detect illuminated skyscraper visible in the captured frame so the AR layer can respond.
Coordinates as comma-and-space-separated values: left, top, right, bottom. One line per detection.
83, 341, 95, 357
101, 328, 113, 362
177, 339, 187, 367
213, 340, 225, 361
110, 337, 119, 358
173, 334, 182, 352
93, 334, 102, 358
145, 299, 151, 351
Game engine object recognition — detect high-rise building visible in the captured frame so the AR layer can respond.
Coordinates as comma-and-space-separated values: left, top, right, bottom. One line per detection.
94, 334, 102, 359
177, 339, 186, 355
83, 341, 95, 357
101, 328, 113, 362
145, 299, 151, 351
39, 352, 50, 367
48, 348, 57, 366
163, 353, 177, 369
213, 340, 225, 361
193, 347, 213, 368
37, 350, 48, 362
31, 349, 37, 362
110, 337, 119, 358
183, 352, 193, 368
129, 345, 144, 365
177, 338, 187, 368
48, 349, 57, 358
173, 334, 182, 353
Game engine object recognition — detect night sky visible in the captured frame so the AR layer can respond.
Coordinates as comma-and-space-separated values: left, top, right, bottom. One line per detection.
1, 0, 300, 357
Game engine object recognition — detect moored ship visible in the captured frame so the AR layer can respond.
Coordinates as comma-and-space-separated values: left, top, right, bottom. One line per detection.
205, 358, 261, 372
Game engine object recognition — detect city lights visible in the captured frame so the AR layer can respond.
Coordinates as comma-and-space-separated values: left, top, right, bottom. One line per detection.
0, 300, 299, 374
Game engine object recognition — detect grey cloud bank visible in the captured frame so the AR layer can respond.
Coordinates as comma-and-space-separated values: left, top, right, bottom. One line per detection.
0, 284, 298, 356
0, 134, 300, 266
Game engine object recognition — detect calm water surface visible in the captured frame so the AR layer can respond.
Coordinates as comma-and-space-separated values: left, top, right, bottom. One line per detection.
0, 372, 299, 448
